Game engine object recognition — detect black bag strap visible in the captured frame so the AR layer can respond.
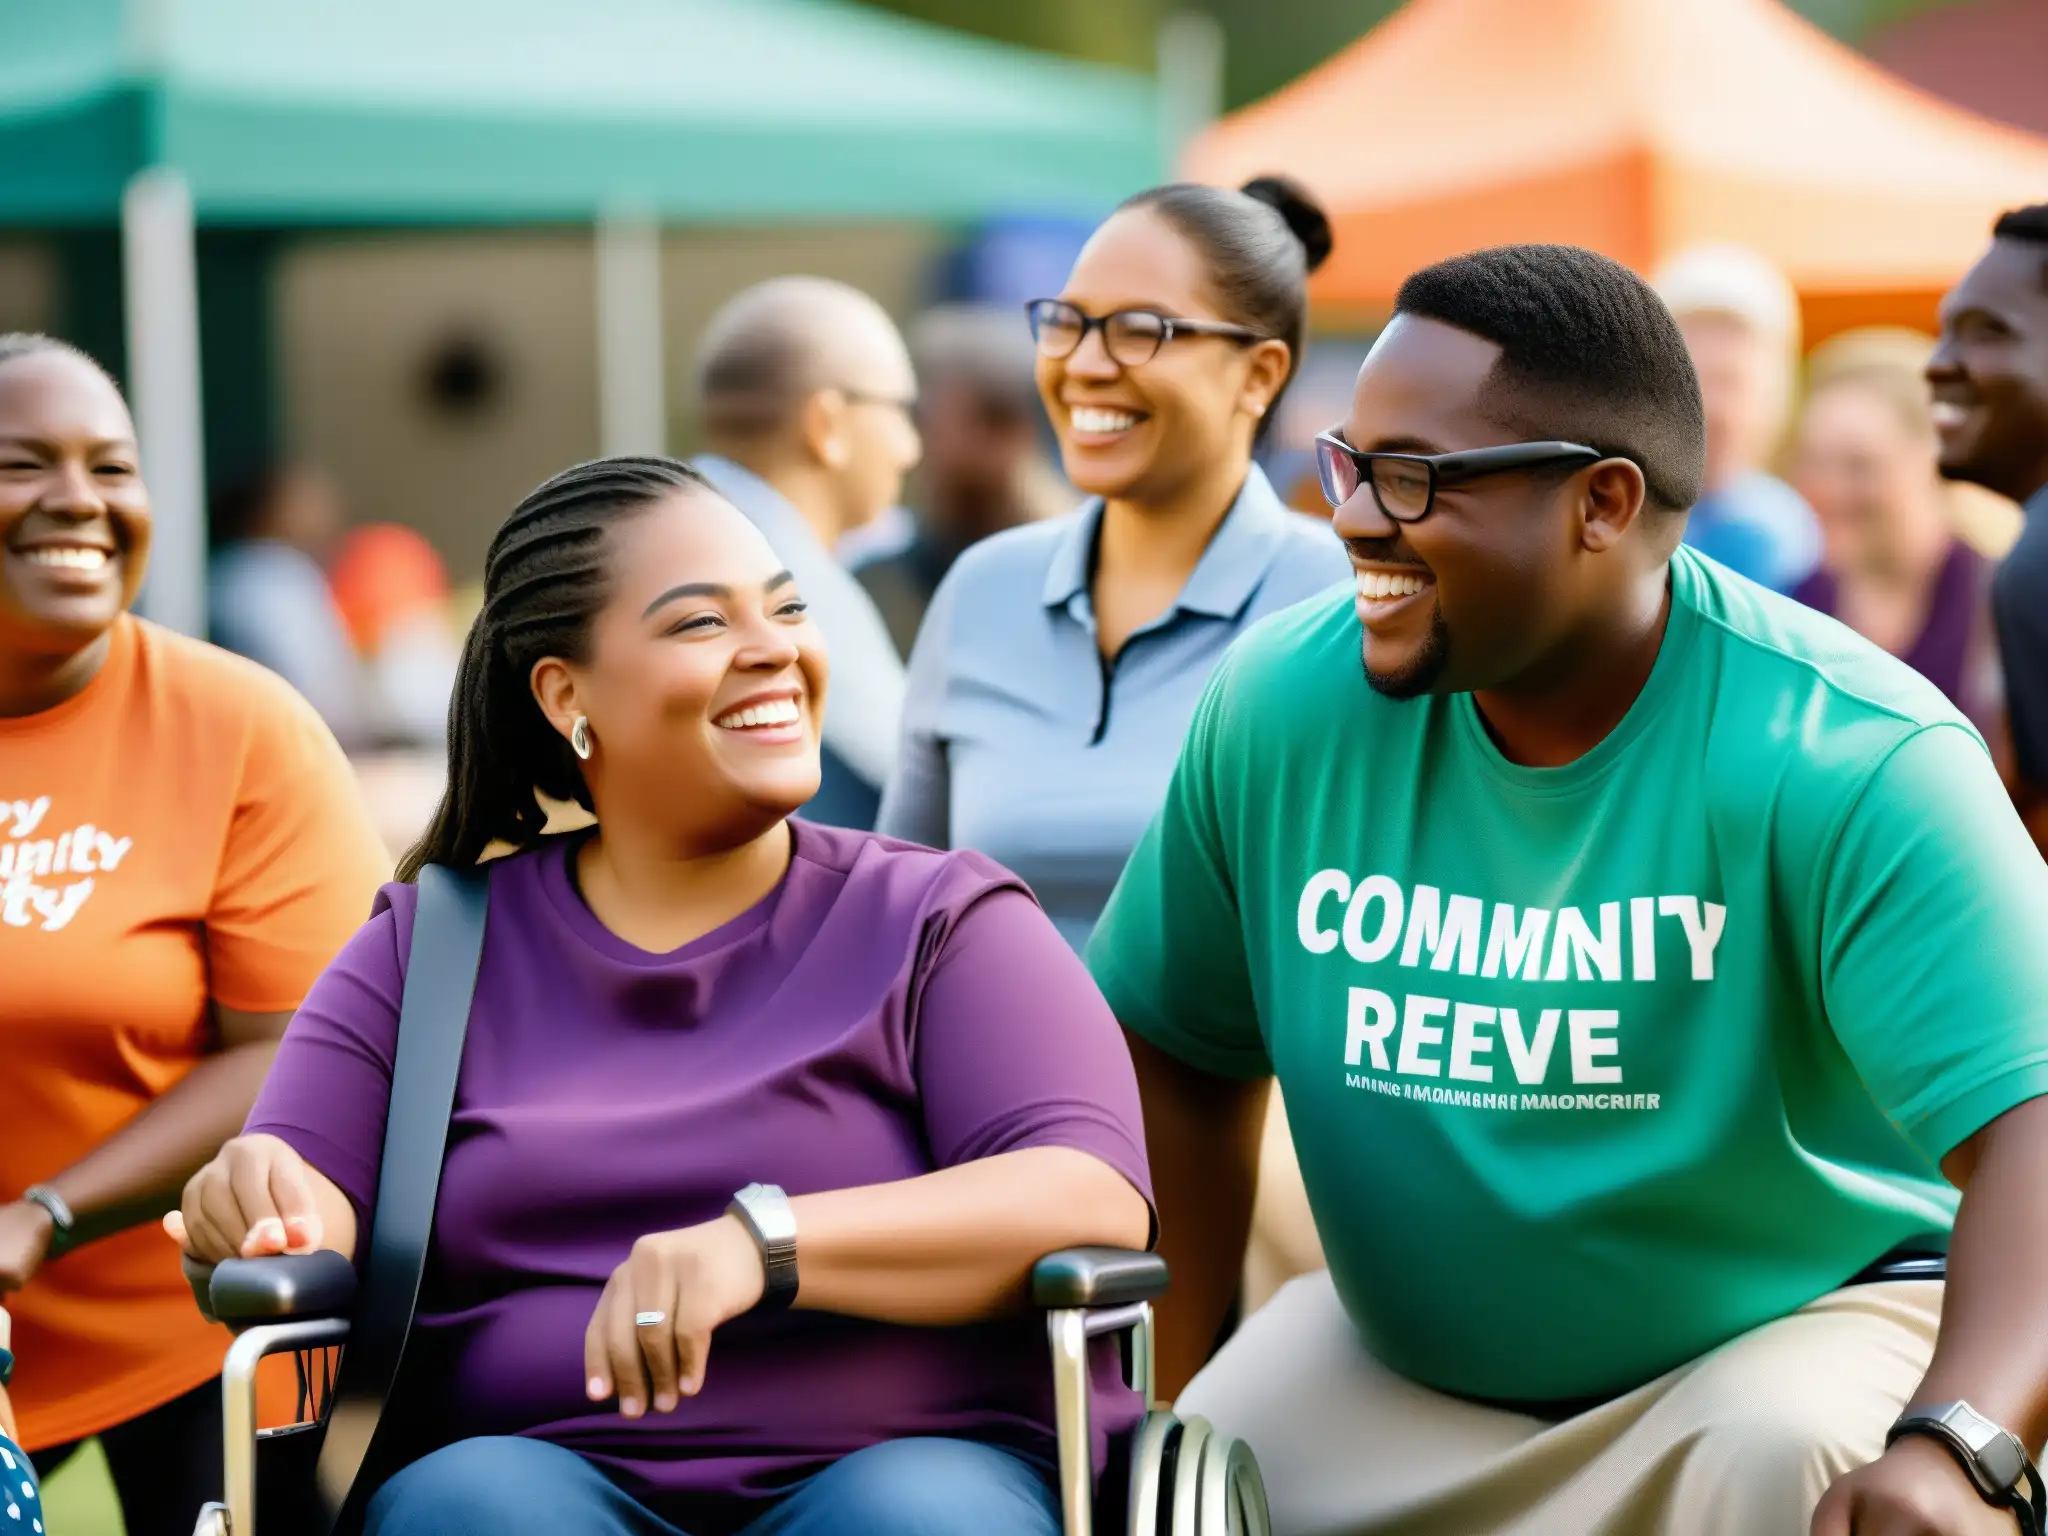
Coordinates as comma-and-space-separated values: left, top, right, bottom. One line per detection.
315, 862, 490, 1528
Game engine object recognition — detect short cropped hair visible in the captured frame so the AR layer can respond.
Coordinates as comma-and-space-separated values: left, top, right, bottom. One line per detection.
1994, 204, 2048, 246
0, 332, 117, 389
1394, 245, 1707, 513
1994, 205, 2048, 292
692, 276, 903, 439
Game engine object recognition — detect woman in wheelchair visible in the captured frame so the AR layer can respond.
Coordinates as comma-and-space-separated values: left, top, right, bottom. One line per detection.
168, 457, 1155, 1536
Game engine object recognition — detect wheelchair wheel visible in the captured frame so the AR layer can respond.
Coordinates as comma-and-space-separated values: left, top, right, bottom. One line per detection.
1171, 1415, 1213, 1535
1204, 1430, 1269, 1536
1126, 1409, 1271, 1536
1126, 1408, 1179, 1534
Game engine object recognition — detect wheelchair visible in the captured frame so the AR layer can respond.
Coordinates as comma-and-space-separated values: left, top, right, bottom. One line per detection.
185, 1243, 1269, 1536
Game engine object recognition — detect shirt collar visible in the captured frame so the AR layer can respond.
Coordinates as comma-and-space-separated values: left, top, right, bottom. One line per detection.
1040, 462, 1299, 620
692, 454, 825, 558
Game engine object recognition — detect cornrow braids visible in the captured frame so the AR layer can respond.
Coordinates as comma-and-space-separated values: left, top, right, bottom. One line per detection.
396, 455, 713, 883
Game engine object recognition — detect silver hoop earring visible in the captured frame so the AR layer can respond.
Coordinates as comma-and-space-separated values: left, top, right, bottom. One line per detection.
570, 715, 592, 761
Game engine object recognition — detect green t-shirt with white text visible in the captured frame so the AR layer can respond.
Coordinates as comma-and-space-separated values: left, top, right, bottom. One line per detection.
1087, 546, 2048, 1402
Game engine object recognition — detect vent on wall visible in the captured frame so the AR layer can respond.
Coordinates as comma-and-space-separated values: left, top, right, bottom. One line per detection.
418, 330, 506, 423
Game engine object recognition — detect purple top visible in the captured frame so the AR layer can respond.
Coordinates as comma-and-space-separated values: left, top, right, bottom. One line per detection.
1793, 541, 1988, 720
246, 821, 1152, 1521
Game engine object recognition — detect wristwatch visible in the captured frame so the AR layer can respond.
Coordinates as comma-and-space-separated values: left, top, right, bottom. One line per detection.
1888, 1401, 2046, 1536
22, 1185, 76, 1258
725, 1183, 798, 1313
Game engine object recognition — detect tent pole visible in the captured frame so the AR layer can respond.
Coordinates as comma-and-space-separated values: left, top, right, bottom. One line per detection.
122, 167, 207, 637
595, 211, 667, 458
1157, 11, 1225, 173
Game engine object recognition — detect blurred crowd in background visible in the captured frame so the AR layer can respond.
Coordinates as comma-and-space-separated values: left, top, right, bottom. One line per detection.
189, 247, 2032, 865
0, 0, 2035, 862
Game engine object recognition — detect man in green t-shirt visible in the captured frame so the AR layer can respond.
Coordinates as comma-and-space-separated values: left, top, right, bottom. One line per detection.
1088, 244, 2048, 1536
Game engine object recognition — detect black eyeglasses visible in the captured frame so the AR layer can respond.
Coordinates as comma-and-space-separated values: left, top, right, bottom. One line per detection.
1314, 433, 1607, 524
1026, 298, 1268, 368
837, 386, 918, 416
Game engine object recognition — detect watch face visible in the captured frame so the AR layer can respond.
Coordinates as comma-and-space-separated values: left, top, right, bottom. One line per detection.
1939, 1404, 2026, 1489
738, 1185, 798, 1247
1946, 1405, 2002, 1455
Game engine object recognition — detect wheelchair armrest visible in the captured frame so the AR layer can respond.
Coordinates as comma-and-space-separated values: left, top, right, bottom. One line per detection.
1032, 1246, 1169, 1310
182, 1251, 357, 1330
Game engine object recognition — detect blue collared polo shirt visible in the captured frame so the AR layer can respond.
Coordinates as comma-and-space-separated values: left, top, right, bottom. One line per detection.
877, 464, 1348, 949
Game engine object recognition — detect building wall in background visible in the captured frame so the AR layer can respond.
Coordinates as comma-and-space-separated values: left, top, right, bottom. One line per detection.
277, 223, 939, 583
0, 239, 58, 333
278, 230, 603, 584
658, 223, 941, 458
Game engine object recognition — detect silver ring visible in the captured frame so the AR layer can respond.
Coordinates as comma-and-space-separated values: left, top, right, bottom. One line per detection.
634, 1310, 666, 1328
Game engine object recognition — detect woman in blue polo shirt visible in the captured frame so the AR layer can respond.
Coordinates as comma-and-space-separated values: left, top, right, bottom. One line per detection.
877, 177, 1350, 950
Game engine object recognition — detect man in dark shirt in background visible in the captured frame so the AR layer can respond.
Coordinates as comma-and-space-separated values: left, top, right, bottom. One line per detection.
856, 305, 1067, 658
1930, 204, 2048, 853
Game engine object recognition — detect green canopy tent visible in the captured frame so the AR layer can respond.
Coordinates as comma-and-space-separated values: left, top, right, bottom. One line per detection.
0, 0, 1163, 632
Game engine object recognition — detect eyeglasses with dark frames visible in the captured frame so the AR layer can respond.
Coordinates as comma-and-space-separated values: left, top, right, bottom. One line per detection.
1026, 298, 1269, 368
836, 386, 918, 416
1314, 432, 1607, 524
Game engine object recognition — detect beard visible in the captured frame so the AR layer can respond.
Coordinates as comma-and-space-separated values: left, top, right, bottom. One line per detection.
1362, 605, 1453, 700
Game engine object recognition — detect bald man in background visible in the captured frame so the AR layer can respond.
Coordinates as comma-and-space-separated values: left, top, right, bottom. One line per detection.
692, 277, 922, 829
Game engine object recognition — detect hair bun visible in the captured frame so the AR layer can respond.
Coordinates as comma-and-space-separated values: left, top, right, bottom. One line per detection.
1240, 174, 1334, 274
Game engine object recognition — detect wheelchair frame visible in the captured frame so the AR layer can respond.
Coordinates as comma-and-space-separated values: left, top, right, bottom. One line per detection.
188, 1246, 1267, 1536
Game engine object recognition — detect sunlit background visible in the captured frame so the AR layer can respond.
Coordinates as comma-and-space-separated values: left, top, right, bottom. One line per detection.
5, 2, 2045, 1522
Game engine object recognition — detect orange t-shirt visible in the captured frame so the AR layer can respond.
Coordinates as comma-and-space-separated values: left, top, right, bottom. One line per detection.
0, 615, 389, 1449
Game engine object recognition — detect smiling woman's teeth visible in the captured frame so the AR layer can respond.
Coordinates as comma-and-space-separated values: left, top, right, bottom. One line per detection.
1070, 407, 1139, 435
22, 547, 109, 571
1929, 402, 1970, 431
715, 699, 801, 730
1358, 570, 1428, 601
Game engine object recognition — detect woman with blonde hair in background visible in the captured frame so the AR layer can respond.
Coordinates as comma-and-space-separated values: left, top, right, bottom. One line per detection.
1654, 245, 1822, 594
1789, 328, 2012, 733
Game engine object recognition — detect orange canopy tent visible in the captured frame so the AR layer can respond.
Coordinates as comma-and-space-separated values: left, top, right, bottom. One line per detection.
1183, 0, 2048, 341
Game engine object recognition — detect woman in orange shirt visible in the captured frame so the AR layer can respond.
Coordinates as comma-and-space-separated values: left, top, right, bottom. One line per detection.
0, 335, 389, 1535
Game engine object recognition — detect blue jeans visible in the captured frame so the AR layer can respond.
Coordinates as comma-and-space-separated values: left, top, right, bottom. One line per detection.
365, 1433, 1062, 1536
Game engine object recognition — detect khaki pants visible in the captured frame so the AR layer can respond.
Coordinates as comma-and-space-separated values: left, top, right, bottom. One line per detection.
1180, 1270, 1942, 1536
1244, 1092, 1327, 1315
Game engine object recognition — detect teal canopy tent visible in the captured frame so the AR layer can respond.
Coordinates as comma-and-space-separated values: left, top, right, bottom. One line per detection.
0, 0, 1162, 629
0, 0, 1161, 224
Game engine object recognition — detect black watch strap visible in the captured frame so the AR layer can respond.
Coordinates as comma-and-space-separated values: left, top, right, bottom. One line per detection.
1889, 1405, 2046, 1536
